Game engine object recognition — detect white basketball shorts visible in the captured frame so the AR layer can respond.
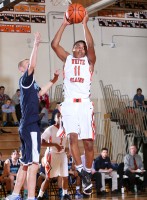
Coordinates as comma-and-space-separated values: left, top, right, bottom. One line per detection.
44, 151, 68, 178
60, 98, 95, 140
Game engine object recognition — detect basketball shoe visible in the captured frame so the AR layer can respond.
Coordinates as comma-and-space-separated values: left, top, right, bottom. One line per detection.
5, 195, 22, 200
78, 169, 92, 195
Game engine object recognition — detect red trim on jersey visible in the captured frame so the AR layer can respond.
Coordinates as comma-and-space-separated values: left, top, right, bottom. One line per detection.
45, 153, 52, 179
91, 108, 95, 140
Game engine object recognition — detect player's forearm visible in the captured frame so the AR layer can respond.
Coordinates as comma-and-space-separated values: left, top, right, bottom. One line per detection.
83, 23, 94, 48
39, 73, 59, 96
39, 82, 53, 97
29, 44, 39, 73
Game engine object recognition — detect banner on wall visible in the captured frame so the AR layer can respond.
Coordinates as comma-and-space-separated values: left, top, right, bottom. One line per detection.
140, 21, 147, 28
15, 14, 30, 22
140, 11, 147, 19
0, 13, 15, 22
24, 0, 45, 2
30, 5, 45, 13
15, 24, 31, 33
112, 10, 125, 18
0, 24, 15, 32
31, 15, 46, 23
14, 4, 30, 12
98, 19, 113, 27
98, 10, 112, 17
113, 19, 126, 27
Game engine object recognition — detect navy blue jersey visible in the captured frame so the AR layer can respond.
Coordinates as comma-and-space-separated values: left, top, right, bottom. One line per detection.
19, 70, 40, 127
9, 158, 20, 174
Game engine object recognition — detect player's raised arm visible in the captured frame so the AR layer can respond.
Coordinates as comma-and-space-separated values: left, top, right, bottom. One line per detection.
51, 14, 70, 62
82, 12, 96, 68
28, 32, 41, 75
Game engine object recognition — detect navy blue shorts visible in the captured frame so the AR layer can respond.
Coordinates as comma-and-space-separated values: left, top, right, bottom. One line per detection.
19, 123, 41, 165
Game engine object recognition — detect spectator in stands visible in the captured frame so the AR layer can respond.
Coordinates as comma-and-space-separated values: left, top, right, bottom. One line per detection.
39, 100, 49, 132
0, 152, 12, 195
94, 148, 118, 194
37, 111, 70, 200
0, 86, 10, 119
133, 88, 146, 108
4, 150, 20, 193
0, 152, 4, 179
2, 99, 19, 127
12, 89, 21, 122
81, 153, 102, 197
39, 93, 49, 110
124, 144, 147, 193
12, 89, 20, 105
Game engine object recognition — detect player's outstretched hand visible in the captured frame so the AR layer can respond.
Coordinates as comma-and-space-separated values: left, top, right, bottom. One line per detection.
63, 13, 71, 26
34, 32, 41, 47
82, 10, 89, 25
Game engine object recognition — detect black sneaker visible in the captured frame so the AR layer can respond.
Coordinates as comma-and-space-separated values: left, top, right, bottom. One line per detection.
78, 169, 92, 195
62, 194, 72, 200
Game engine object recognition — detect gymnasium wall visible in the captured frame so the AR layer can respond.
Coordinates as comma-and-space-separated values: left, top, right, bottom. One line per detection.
1, 1, 147, 114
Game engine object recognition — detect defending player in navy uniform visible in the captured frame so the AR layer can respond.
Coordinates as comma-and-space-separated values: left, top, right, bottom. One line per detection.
6, 32, 59, 200
51, 11, 96, 196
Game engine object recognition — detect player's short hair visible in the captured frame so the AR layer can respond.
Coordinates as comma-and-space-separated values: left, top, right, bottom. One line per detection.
73, 40, 87, 55
18, 59, 29, 68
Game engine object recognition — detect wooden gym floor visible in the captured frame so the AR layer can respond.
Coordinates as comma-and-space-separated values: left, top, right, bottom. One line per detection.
88, 192, 147, 200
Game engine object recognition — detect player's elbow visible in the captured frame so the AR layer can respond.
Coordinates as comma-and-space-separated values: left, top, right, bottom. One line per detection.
51, 40, 58, 51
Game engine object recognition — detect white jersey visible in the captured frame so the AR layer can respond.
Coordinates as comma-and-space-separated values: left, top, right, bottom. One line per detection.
63, 55, 92, 99
41, 125, 67, 154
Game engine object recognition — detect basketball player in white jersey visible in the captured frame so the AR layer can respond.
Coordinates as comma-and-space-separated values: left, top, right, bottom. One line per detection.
51, 11, 96, 195
37, 111, 71, 200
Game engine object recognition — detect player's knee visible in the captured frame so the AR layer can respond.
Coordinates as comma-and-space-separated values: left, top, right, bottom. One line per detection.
22, 165, 28, 171
84, 140, 93, 152
69, 133, 78, 145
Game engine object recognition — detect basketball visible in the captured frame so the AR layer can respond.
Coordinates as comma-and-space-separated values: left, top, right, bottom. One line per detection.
65, 3, 86, 24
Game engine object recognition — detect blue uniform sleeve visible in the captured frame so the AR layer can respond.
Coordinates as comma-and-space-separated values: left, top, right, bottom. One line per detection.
21, 70, 34, 87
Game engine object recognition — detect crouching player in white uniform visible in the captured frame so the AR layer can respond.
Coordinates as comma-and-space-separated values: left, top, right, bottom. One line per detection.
37, 111, 71, 200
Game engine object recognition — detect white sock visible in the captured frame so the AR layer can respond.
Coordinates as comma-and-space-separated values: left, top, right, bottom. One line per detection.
63, 189, 68, 196
12, 193, 19, 196
75, 164, 83, 173
76, 186, 80, 190
85, 167, 92, 173
38, 189, 44, 197
27, 198, 35, 200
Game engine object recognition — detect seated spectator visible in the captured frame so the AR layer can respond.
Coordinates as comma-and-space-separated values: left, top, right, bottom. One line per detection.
2, 99, 19, 126
94, 148, 118, 194
0, 152, 4, 179
124, 144, 147, 193
0, 152, 11, 195
4, 150, 20, 193
0, 86, 10, 119
12, 89, 21, 122
39, 93, 49, 109
39, 100, 49, 132
133, 88, 146, 108
81, 153, 102, 197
